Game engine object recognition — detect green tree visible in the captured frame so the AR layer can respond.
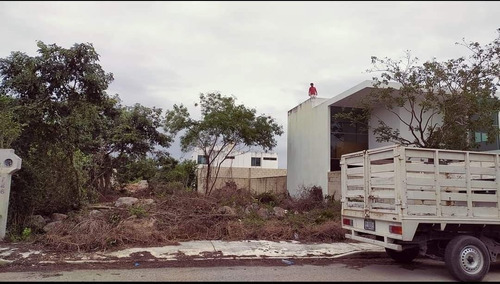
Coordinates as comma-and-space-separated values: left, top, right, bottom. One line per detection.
0, 41, 119, 219
90, 103, 173, 192
164, 160, 198, 189
0, 41, 174, 230
337, 29, 500, 150
147, 157, 198, 192
0, 95, 22, 148
164, 93, 283, 196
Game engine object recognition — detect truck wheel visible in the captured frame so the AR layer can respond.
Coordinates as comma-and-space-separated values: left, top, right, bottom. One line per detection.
444, 235, 490, 282
385, 246, 419, 263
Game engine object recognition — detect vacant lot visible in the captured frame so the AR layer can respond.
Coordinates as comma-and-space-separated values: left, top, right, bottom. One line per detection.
17, 183, 346, 253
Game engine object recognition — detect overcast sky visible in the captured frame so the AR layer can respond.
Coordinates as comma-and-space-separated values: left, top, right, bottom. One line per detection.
1, 1, 499, 168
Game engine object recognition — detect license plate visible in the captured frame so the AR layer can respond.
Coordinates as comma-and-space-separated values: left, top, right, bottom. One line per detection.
364, 219, 375, 231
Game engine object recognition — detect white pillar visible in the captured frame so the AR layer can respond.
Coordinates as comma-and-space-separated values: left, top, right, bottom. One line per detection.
0, 149, 22, 239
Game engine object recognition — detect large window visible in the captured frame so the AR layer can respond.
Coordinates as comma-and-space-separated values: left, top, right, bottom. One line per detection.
197, 155, 208, 164
475, 113, 500, 151
251, 157, 261, 167
330, 106, 368, 171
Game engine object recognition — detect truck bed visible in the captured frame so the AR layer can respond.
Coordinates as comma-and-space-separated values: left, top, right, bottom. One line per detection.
341, 145, 500, 248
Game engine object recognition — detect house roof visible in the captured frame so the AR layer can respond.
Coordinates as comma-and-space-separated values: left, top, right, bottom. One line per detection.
288, 80, 403, 114
318, 80, 403, 109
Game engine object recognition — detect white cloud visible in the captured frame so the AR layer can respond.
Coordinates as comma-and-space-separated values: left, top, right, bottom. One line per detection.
1, 1, 499, 168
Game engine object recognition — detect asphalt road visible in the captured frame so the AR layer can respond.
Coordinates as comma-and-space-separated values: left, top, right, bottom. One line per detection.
3, 255, 500, 282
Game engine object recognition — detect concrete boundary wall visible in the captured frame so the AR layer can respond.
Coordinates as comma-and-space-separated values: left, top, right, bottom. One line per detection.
327, 171, 341, 201
196, 166, 342, 199
196, 166, 287, 194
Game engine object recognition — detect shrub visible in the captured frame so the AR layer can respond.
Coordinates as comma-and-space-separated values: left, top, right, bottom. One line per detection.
129, 205, 148, 218
255, 192, 278, 206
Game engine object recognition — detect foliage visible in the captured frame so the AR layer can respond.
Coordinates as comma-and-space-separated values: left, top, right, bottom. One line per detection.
0, 41, 177, 228
336, 29, 500, 150
255, 192, 279, 206
148, 158, 198, 194
89, 103, 173, 192
164, 93, 284, 195
114, 156, 158, 186
7, 227, 32, 242
163, 159, 198, 189
0, 95, 22, 148
129, 205, 148, 218
0, 41, 118, 221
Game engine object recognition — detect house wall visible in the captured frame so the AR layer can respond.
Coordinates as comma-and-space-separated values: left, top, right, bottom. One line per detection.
287, 98, 330, 197
196, 166, 287, 194
369, 101, 444, 148
368, 106, 401, 148
191, 149, 279, 169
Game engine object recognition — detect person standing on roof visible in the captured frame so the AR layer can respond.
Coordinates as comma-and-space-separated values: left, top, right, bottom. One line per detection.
308, 83, 317, 98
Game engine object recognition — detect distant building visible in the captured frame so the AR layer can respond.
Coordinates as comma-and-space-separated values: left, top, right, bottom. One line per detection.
191, 148, 279, 169
191, 147, 285, 194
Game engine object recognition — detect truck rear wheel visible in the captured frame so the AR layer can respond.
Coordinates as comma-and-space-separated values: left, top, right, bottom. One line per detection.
385, 246, 419, 263
444, 235, 490, 282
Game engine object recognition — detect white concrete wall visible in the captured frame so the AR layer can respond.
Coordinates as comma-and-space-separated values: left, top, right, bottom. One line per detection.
327, 171, 341, 201
369, 101, 443, 148
368, 106, 400, 149
196, 166, 287, 194
191, 149, 279, 169
287, 98, 330, 197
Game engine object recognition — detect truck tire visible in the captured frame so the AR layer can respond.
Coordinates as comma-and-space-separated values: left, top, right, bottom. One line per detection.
385, 246, 419, 263
444, 235, 490, 282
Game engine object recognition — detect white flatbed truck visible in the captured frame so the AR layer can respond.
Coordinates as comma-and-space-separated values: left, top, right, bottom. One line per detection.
341, 145, 500, 282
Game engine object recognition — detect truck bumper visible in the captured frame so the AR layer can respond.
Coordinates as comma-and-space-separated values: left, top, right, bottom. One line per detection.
345, 230, 402, 250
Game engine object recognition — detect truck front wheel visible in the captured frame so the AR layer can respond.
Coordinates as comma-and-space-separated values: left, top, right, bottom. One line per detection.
385, 246, 419, 263
444, 235, 490, 282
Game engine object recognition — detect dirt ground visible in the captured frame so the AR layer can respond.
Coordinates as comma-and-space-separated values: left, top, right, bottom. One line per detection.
17, 184, 346, 254
1, 184, 349, 272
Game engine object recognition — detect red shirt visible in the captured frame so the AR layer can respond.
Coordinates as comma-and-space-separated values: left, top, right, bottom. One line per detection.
309, 86, 317, 95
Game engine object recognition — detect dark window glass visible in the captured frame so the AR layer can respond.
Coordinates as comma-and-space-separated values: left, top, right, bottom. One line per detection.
251, 157, 261, 167
263, 157, 277, 161
197, 155, 208, 164
330, 106, 369, 171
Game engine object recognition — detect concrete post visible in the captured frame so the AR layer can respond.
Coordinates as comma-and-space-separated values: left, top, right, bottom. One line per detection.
0, 149, 22, 239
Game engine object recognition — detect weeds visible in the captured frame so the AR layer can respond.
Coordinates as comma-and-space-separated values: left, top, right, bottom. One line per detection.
27, 183, 346, 252
129, 205, 148, 218
8, 227, 32, 242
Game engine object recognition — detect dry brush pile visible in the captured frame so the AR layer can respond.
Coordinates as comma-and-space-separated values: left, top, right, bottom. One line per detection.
24, 183, 347, 253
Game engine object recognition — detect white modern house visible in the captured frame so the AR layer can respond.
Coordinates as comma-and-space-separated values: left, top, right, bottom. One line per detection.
287, 80, 500, 199
191, 148, 279, 169
190, 147, 286, 194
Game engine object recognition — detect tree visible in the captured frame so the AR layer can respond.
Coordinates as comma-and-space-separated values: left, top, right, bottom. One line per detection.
0, 95, 21, 148
0, 41, 175, 230
337, 29, 500, 150
89, 103, 173, 192
0, 41, 120, 218
164, 93, 283, 196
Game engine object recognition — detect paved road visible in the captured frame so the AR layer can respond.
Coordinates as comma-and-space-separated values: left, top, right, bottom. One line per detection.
3, 256, 500, 282
2, 240, 500, 282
